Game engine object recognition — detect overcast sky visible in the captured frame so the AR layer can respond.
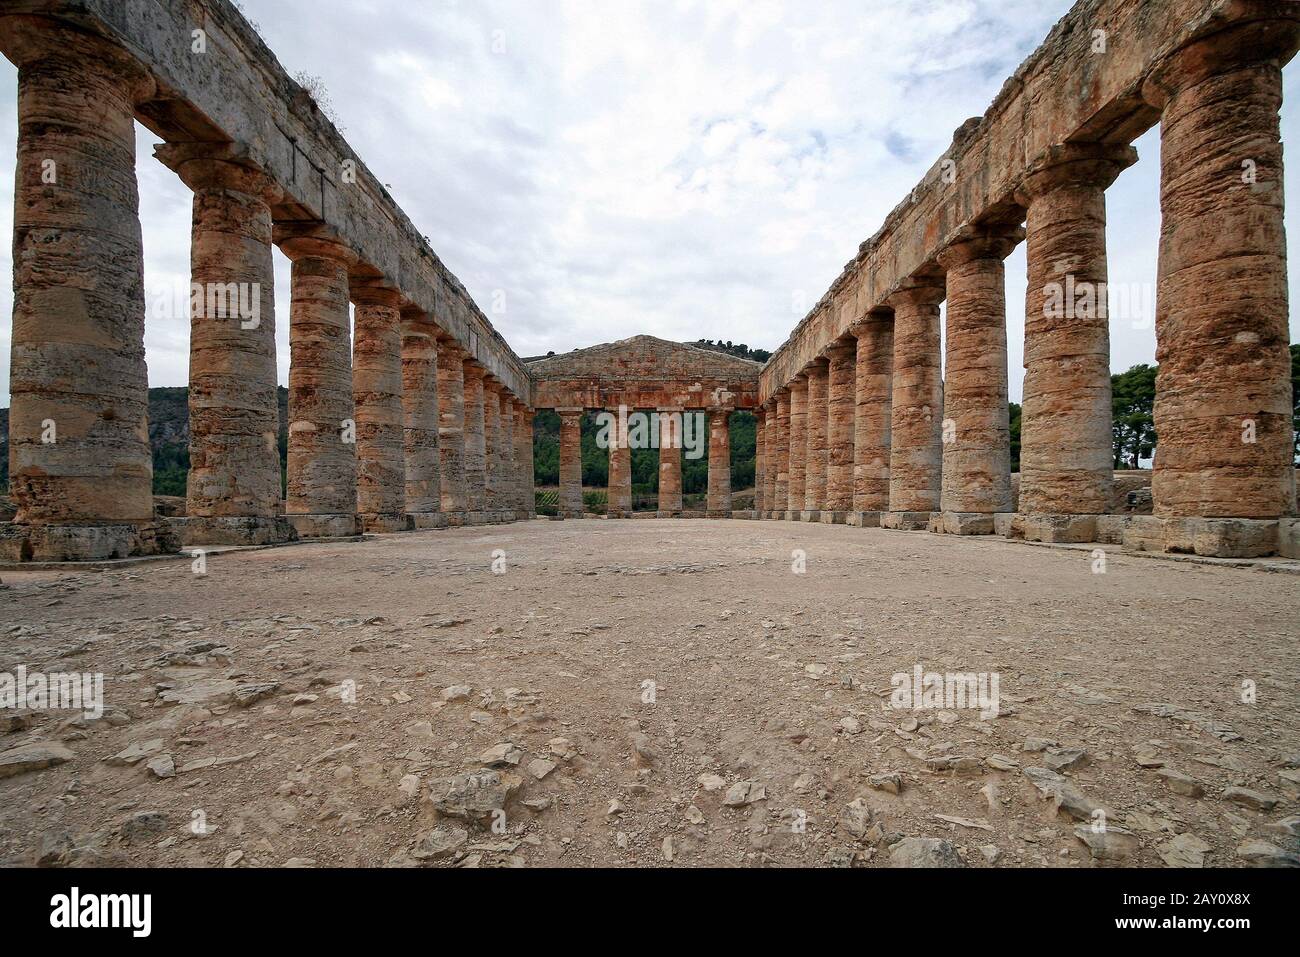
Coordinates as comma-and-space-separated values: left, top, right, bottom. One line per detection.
1, 0, 1298, 409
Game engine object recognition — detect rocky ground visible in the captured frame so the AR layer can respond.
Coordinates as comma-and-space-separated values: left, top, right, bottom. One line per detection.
0, 518, 1297, 868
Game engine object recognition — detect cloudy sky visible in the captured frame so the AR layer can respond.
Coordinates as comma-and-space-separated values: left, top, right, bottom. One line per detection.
0, 0, 1298, 409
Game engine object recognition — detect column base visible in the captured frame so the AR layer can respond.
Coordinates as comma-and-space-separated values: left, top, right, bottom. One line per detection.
442, 511, 468, 527
607, 508, 633, 519
800, 510, 821, 522
287, 513, 362, 538
0, 521, 180, 563
680, 510, 707, 519
1123, 516, 1283, 558
819, 511, 848, 524
361, 513, 414, 533
846, 511, 883, 528
409, 513, 449, 530
657, 509, 682, 519
785, 511, 801, 521
881, 511, 934, 531
928, 511, 1001, 536
1007, 513, 1099, 544
705, 509, 733, 519
175, 515, 298, 547
559, 509, 585, 520
729, 510, 757, 520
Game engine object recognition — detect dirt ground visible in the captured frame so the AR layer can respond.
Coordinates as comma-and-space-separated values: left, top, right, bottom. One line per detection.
1, 518, 1297, 868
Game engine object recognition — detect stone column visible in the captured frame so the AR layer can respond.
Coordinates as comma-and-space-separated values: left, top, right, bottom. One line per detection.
558, 409, 584, 518
517, 405, 536, 518
934, 227, 1023, 534
803, 359, 829, 518
658, 409, 684, 517
851, 312, 893, 523
351, 283, 408, 532
483, 378, 502, 516
276, 227, 359, 538
0, 26, 170, 561
436, 340, 468, 523
500, 395, 516, 521
825, 341, 856, 520
786, 376, 807, 518
773, 392, 790, 518
1015, 143, 1135, 540
884, 281, 946, 529
462, 361, 487, 519
1143, 23, 1299, 550
755, 408, 768, 516
160, 144, 290, 546
607, 408, 633, 518
401, 307, 442, 529
706, 407, 733, 517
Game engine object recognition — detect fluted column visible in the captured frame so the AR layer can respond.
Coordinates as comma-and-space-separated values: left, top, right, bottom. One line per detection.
1016, 143, 1135, 525
277, 228, 359, 538
773, 393, 790, 517
786, 376, 807, 518
755, 408, 768, 515
558, 409, 584, 518
852, 313, 893, 518
804, 360, 829, 516
707, 407, 733, 517
160, 144, 289, 545
517, 405, 536, 517
401, 307, 442, 527
483, 378, 502, 515
436, 340, 467, 523
657, 409, 683, 517
935, 228, 1022, 530
0, 26, 167, 561
825, 341, 856, 517
1145, 24, 1299, 527
607, 408, 633, 518
462, 362, 487, 517
500, 395, 516, 521
351, 284, 407, 532
885, 281, 945, 527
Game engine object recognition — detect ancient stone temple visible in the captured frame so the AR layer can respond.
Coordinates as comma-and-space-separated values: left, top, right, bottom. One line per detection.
1, 0, 1298, 562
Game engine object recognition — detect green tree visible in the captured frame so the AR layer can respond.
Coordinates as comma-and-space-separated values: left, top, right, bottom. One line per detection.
1111, 364, 1157, 469
1008, 402, 1021, 473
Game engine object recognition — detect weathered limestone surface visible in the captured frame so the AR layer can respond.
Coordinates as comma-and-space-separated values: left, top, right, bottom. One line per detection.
658, 411, 683, 517
437, 342, 468, 519
853, 315, 893, 512
707, 409, 732, 516
937, 229, 1021, 515
803, 360, 828, 512
483, 379, 502, 511
402, 308, 442, 520
352, 285, 407, 531
279, 229, 359, 537
515, 403, 535, 517
2, 24, 158, 544
773, 394, 790, 516
558, 410, 583, 519
1016, 144, 1133, 517
825, 341, 856, 513
499, 394, 515, 517
1145, 24, 1299, 520
167, 148, 283, 527
607, 408, 632, 518
887, 284, 944, 515
786, 378, 807, 516
462, 363, 487, 515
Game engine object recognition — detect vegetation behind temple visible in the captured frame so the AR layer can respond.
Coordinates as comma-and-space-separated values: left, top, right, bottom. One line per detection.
1, 348, 1298, 496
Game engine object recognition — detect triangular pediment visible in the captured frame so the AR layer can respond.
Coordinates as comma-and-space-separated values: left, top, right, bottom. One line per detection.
527, 336, 762, 382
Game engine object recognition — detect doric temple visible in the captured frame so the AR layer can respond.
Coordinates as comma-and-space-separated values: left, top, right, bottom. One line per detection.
1, 0, 1298, 562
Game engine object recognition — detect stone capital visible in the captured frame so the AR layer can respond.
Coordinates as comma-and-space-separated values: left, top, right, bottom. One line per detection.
274, 223, 358, 266
1142, 14, 1300, 108
0, 16, 157, 100
936, 224, 1026, 268
885, 278, 946, 311
462, 362, 489, 382
350, 281, 403, 309
824, 339, 857, 361
1015, 142, 1137, 202
154, 142, 284, 203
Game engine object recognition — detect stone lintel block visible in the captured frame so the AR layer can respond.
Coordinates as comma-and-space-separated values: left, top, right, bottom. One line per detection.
819, 511, 848, 524
0, 521, 180, 563
1095, 515, 1130, 545
1019, 513, 1099, 544
361, 513, 414, 534
1280, 519, 1300, 560
881, 511, 934, 531
930, 511, 998, 536
286, 514, 362, 538
409, 513, 449, 530
176, 516, 297, 548
801, 510, 821, 522
845, 511, 883, 528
